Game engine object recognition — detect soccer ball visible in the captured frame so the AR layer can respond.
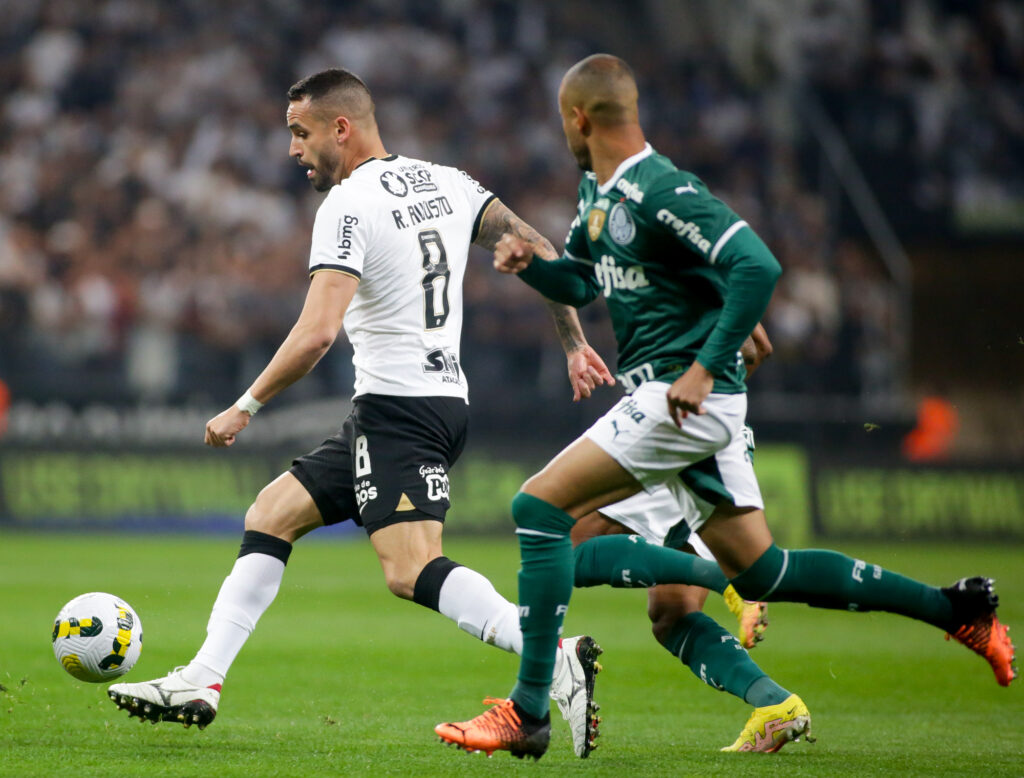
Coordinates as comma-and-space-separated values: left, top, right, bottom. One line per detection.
52, 592, 143, 683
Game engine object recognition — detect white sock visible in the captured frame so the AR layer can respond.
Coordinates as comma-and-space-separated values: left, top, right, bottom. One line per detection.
181, 552, 285, 686
438, 566, 524, 655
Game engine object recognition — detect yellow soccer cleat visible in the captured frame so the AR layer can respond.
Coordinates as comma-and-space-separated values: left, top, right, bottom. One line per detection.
722, 693, 814, 753
723, 584, 768, 649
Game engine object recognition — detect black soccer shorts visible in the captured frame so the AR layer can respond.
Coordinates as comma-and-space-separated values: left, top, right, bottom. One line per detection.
289, 394, 468, 535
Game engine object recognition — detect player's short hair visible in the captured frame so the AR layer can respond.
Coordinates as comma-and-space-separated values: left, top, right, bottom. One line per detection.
287, 68, 375, 122
564, 54, 638, 126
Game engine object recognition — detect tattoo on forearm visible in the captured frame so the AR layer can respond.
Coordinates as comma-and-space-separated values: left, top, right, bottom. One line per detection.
475, 201, 558, 259
548, 302, 585, 353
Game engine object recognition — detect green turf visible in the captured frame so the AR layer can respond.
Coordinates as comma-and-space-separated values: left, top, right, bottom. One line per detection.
1, 532, 1021, 776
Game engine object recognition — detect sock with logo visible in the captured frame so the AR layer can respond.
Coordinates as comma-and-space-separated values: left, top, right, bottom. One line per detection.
414, 557, 523, 654
509, 492, 575, 719
661, 612, 789, 705
730, 544, 955, 630
183, 530, 292, 687
573, 534, 728, 592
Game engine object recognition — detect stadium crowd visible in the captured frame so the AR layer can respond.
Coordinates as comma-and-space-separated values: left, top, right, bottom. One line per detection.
0, 0, 1021, 427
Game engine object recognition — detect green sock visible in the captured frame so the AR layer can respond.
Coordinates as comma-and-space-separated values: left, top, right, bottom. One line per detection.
662, 612, 787, 703
743, 676, 792, 708
509, 492, 575, 719
732, 544, 955, 630
573, 535, 729, 593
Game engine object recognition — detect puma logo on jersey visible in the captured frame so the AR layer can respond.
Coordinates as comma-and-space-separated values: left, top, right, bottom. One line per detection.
594, 254, 650, 297
675, 182, 698, 195
656, 209, 712, 254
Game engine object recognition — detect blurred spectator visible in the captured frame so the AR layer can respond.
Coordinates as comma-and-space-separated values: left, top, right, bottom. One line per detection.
0, 0, 1020, 432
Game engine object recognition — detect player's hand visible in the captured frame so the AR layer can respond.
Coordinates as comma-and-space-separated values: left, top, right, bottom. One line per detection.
205, 406, 251, 447
493, 234, 534, 274
666, 361, 714, 426
567, 345, 615, 401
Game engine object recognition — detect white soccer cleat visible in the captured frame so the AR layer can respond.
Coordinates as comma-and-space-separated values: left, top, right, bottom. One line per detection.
108, 667, 220, 729
549, 635, 603, 758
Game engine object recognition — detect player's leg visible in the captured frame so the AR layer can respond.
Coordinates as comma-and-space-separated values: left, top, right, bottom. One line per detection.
509, 437, 641, 721
572, 492, 730, 593
698, 491, 1017, 686
368, 516, 523, 651
574, 501, 789, 736
107, 469, 324, 727
438, 384, 725, 757
436, 437, 639, 758
352, 394, 527, 656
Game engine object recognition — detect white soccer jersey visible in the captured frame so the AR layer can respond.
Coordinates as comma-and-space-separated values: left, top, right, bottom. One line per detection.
308, 154, 495, 401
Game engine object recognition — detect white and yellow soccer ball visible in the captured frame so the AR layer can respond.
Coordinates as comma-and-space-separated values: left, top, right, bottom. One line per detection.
52, 593, 142, 683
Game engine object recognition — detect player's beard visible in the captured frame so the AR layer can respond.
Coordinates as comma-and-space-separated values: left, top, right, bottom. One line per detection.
309, 146, 341, 191
568, 137, 592, 171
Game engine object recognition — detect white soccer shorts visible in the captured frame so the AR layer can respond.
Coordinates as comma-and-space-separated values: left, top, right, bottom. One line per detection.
584, 381, 763, 536
598, 487, 714, 559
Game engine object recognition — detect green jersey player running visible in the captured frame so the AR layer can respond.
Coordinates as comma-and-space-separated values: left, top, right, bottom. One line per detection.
435, 53, 1016, 761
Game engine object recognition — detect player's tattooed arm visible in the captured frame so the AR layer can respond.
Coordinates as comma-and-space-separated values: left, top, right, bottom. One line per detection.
475, 199, 615, 399
474, 198, 559, 260
741, 322, 773, 379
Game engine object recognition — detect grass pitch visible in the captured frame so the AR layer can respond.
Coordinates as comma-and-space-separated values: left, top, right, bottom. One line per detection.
1, 532, 1022, 777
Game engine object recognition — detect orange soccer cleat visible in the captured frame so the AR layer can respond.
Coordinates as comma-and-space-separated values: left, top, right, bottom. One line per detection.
436, 697, 550, 760
943, 577, 1018, 687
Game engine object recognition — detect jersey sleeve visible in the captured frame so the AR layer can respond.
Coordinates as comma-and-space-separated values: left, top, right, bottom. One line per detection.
451, 168, 497, 243
647, 173, 782, 376
563, 188, 592, 261
307, 188, 368, 280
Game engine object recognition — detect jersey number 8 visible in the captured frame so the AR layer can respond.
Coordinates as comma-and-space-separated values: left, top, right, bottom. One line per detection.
418, 229, 450, 330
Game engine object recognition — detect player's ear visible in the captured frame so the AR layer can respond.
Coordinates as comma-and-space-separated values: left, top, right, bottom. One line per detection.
333, 115, 352, 144
573, 106, 590, 137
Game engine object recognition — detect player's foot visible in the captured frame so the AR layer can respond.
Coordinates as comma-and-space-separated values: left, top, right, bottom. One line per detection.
721, 693, 814, 753
942, 577, 1017, 686
723, 584, 768, 649
436, 697, 550, 760
549, 635, 603, 757
108, 667, 220, 729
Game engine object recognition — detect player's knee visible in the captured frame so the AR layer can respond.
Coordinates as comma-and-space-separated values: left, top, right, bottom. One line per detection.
510, 491, 574, 534
729, 543, 786, 601
244, 489, 277, 534
381, 564, 417, 600
647, 589, 700, 644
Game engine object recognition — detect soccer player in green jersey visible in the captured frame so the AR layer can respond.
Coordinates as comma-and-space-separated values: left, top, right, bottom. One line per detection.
435, 54, 1016, 760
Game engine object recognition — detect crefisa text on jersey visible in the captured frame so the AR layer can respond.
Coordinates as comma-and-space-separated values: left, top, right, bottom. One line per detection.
594, 254, 650, 297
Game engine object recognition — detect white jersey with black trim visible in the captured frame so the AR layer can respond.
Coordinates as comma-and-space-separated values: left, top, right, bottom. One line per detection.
308, 154, 495, 401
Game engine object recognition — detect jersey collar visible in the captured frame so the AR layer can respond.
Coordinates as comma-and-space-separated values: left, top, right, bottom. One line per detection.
353, 153, 399, 171
596, 143, 653, 195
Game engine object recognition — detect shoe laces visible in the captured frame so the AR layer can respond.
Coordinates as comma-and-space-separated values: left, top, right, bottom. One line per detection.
474, 697, 523, 737
947, 616, 993, 652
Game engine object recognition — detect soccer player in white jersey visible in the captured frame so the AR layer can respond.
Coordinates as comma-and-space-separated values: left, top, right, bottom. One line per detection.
107, 68, 608, 757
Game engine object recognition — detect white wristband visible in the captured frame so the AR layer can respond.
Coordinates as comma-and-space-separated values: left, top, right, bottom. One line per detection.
235, 389, 264, 416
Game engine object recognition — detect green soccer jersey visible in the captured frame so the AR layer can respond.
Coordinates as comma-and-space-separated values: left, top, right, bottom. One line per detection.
519, 144, 781, 394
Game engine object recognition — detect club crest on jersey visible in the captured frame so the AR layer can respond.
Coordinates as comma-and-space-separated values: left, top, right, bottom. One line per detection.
587, 208, 607, 241
608, 203, 636, 245
380, 171, 408, 197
